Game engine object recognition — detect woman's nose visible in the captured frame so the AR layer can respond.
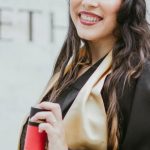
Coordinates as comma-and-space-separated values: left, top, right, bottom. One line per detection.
81, 0, 99, 9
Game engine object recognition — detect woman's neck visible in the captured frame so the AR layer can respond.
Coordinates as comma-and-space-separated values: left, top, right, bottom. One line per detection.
89, 37, 116, 64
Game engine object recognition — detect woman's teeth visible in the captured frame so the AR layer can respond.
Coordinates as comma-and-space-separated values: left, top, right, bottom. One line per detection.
80, 14, 99, 23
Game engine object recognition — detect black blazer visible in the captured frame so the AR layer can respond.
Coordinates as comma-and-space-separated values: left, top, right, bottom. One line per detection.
118, 61, 150, 150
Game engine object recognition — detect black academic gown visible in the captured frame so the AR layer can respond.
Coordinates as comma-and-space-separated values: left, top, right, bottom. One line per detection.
19, 59, 150, 150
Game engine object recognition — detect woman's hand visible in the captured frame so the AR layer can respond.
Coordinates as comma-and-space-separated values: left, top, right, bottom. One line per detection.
30, 102, 68, 150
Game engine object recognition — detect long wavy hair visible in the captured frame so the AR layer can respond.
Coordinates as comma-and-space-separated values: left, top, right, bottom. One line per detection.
42, 0, 150, 149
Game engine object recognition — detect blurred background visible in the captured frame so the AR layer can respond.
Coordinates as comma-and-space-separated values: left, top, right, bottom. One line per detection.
0, 0, 149, 149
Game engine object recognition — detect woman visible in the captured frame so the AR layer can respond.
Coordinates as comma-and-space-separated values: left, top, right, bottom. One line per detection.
18, 0, 150, 150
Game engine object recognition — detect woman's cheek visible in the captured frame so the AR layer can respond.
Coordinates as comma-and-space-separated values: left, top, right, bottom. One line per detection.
101, 0, 122, 14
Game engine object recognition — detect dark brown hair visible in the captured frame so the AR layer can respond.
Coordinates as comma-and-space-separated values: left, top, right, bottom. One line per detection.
43, 0, 150, 149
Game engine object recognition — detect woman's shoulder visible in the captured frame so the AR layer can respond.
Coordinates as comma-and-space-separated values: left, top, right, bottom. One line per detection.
121, 61, 150, 150
131, 60, 150, 101
118, 60, 150, 120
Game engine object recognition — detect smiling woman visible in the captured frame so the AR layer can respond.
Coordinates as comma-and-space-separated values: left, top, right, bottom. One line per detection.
18, 0, 150, 150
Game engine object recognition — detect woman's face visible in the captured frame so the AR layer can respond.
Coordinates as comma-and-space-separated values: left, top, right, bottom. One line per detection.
70, 0, 122, 42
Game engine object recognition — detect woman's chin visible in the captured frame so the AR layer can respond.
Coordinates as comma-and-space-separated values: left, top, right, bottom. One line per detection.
78, 34, 99, 42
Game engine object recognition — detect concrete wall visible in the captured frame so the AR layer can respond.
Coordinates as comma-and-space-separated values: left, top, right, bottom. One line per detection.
0, 0, 149, 149
0, 0, 68, 149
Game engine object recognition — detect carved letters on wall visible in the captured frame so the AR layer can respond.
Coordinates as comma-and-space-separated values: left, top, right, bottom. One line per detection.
0, 7, 67, 43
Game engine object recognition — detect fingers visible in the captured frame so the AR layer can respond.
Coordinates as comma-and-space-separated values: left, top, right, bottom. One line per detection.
38, 122, 53, 133
30, 102, 67, 149
30, 111, 58, 125
36, 102, 62, 120
38, 122, 64, 139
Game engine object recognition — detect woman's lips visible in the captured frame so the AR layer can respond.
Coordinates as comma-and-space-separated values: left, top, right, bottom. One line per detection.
79, 11, 103, 26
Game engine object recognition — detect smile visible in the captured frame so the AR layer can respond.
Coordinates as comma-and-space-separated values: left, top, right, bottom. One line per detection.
79, 11, 103, 26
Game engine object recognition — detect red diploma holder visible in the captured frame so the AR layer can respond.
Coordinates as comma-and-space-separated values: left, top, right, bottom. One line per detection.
24, 107, 47, 150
